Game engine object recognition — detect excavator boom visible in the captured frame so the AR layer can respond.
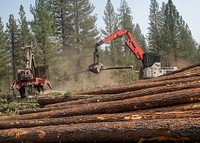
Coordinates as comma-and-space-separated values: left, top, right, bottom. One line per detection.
96, 30, 144, 60
88, 29, 145, 74
88, 29, 177, 78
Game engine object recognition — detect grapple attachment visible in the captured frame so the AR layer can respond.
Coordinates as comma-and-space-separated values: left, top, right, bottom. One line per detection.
88, 62, 104, 74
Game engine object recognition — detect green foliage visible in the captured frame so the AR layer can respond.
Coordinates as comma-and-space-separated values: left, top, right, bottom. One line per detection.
148, 0, 198, 66
148, 0, 162, 52
6, 14, 21, 80
0, 93, 38, 116
49, 91, 63, 97
63, 91, 73, 98
18, 5, 34, 47
0, 18, 10, 79
101, 0, 118, 66
31, 3, 59, 66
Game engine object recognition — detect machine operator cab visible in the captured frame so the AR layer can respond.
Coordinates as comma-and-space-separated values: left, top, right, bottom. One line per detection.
142, 52, 177, 78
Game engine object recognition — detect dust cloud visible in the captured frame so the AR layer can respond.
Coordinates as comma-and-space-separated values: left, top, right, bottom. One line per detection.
50, 51, 118, 92
54, 71, 117, 92
169, 58, 192, 69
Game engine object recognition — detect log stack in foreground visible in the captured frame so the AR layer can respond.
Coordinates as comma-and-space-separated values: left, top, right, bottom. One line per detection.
1, 63, 200, 143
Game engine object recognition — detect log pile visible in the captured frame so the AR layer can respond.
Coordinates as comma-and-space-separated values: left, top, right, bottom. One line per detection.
0, 63, 200, 143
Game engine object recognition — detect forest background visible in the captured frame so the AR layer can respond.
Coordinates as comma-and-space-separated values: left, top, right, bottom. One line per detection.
0, 0, 199, 93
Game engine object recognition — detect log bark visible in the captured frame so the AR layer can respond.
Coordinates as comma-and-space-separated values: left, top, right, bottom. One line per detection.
0, 110, 199, 130
76, 76, 200, 95
20, 80, 200, 114
37, 95, 91, 106
1, 88, 200, 121
0, 118, 199, 143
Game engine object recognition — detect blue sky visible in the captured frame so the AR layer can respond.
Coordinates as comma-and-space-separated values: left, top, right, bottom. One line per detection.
0, 0, 199, 43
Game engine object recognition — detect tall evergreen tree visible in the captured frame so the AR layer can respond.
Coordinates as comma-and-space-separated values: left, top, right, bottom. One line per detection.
48, 0, 73, 51
0, 18, 9, 78
118, 0, 134, 66
31, 0, 59, 66
117, 0, 138, 82
161, 0, 180, 65
101, 0, 118, 65
159, 0, 198, 66
133, 24, 147, 69
6, 14, 20, 80
18, 5, 34, 68
66, 0, 99, 72
176, 20, 197, 63
148, 0, 162, 52
18, 5, 33, 46
133, 24, 147, 52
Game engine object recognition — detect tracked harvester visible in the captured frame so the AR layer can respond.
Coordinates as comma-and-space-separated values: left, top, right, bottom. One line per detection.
10, 44, 52, 98
88, 29, 177, 79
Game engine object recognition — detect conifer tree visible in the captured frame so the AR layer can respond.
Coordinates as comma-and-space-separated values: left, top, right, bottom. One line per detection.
117, 0, 138, 82
0, 18, 9, 78
101, 0, 118, 65
18, 5, 33, 46
48, 0, 73, 51
31, 0, 59, 66
133, 24, 147, 69
18, 5, 35, 69
118, 0, 134, 65
148, 0, 162, 52
6, 14, 20, 80
176, 20, 197, 63
66, 0, 99, 72
159, 0, 198, 66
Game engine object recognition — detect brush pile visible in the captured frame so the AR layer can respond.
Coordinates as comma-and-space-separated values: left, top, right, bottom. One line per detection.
0, 63, 200, 143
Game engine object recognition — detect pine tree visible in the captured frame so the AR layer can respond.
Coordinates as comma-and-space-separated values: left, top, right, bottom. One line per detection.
133, 24, 147, 52
101, 0, 118, 65
48, 0, 73, 51
162, 0, 180, 65
159, 0, 198, 66
66, 0, 99, 72
6, 14, 20, 80
148, 0, 162, 52
18, 5, 33, 46
118, 0, 134, 66
177, 20, 197, 63
133, 24, 147, 69
30, 0, 59, 66
117, 0, 138, 82
18, 5, 35, 69
0, 18, 9, 79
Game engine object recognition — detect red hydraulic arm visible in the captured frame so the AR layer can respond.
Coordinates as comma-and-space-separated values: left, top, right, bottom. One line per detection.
88, 29, 145, 74
96, 29, 145, 60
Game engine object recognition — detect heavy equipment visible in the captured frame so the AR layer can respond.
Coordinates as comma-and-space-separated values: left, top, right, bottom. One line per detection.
88, 29, 177, 78
10, 44, 52, 98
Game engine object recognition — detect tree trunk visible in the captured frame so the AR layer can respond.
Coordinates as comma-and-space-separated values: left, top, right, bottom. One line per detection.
76, 76, 200, 95
1, 88, 200, 121
0, 110, 199, 130
20, 80, 200, 114
37, 95, 91, 106
0, 118, 199, 143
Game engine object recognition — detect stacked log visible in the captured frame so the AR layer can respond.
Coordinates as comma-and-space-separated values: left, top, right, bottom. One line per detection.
0, 63, 200, 143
